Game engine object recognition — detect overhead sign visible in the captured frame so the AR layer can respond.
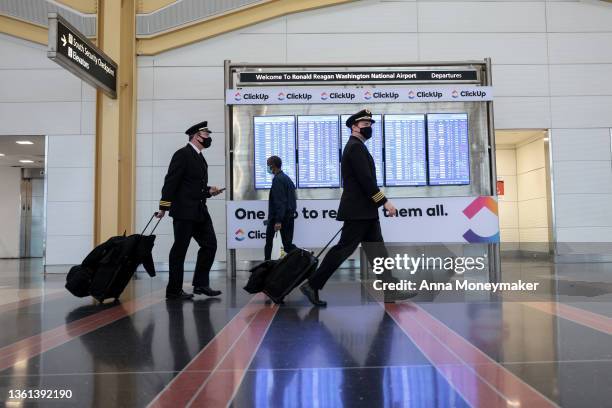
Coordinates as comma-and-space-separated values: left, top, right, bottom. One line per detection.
226, 86, 493, 105
239, 70, 478, 84
227, 196, 499, 249
47, 13, 117, 99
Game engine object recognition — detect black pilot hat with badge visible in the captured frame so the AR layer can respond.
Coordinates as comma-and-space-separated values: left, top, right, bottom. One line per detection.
346, 109, 375, 140
186, 121, 213, 148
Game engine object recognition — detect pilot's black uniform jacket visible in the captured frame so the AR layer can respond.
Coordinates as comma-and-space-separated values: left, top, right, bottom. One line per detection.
337, 136, 387, 220
159, 144, 212, 220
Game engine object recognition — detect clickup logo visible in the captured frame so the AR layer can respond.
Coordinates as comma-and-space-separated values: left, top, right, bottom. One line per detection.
234, 92, 242, 101
462, 197, 499, 243
452, 90, 459, 98
320, 92, 329, 100
364, 91, 372, 100
277, 92, 285, 101
235, 228, 246, 241
408, 90, 416, 99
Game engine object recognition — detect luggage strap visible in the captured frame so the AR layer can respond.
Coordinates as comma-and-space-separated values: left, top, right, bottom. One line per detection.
141, 213, 162, 236
315, 227, 343, 260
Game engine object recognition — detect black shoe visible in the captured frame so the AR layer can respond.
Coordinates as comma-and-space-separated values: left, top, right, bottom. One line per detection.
193, 286, 222, 297
384, 290, 418, 303
166, 290, 194, 300
300, 282, 327, 307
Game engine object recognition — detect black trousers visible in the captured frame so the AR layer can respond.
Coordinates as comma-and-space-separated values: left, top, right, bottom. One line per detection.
309, 219, 389, 290
168, 211, 217, 294
264, 216, 297, 260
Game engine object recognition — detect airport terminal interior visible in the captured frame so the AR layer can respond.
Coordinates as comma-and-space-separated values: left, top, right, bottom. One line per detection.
1, 0, 612, 407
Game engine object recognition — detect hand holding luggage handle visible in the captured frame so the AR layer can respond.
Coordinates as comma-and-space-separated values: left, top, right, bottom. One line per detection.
141, 212, 162, 236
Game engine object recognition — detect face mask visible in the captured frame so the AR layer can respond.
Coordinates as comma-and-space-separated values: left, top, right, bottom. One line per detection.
360, 126, 373, 140
267, 166, 274, 175
201, 137, 212, 148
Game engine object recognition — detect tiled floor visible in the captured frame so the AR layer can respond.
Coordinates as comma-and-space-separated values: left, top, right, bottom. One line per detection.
0, 258, 611, 407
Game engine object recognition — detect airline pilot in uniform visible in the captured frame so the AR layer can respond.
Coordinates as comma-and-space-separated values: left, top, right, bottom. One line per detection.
156, 121, 224, 300
301, 109, 403, 306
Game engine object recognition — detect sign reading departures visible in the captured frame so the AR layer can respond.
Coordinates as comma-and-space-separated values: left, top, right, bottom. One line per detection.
47, 13, 118, 99
239, 70, 478, 84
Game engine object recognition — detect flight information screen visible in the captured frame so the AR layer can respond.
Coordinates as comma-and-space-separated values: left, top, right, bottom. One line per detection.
297, 115, 340, 188
383, 114, 427, 186
427, 113, 470, 185
340, 114, 384, 186
253, 116, 297, 189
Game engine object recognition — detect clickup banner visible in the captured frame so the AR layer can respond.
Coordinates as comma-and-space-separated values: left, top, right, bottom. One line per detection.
225, 86, 493, 105
226, 196, 499, 249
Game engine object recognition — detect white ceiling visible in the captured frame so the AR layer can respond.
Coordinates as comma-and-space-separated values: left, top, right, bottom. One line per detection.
0, 135, 45, 168
495, 129, 548, 147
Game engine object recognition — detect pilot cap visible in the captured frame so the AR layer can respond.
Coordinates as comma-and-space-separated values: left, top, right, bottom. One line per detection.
185, 121, 212, 136
345, 109, 375, 128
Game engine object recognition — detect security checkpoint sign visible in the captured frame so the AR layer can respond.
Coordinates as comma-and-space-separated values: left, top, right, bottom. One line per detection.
227, 196, 499, 249
47, 13, 117, 98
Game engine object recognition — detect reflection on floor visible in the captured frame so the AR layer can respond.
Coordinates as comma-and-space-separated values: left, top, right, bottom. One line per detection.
0, 258, 611, 407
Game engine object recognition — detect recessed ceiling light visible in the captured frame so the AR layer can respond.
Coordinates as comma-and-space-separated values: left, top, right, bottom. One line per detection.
19, 160, 34, 163
0, 153, 5, 156
16, 141, 34, 145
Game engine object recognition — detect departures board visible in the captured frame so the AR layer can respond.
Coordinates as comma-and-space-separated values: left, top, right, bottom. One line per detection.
253, 116, 297, 189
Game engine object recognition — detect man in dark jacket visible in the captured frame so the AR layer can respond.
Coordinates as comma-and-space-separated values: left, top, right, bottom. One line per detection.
301, 109, 398, 306
264, 155, 297, 260
156, 121, 224, 300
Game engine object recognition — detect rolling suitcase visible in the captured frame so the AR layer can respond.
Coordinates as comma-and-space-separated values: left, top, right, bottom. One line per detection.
66, 235, 125, 298
262, 228, 342, 304
87, 213, 160, 303
244, 259, 279, 294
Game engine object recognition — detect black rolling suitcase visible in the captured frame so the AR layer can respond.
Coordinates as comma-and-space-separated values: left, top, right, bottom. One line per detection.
261, 229, 342, 304
244, 260, 279, 294
89, 213, 160, 302
66, 235, 125, 298
67, 213, 160, 303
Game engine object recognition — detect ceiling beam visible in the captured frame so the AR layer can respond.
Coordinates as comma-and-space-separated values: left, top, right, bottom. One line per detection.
137, 0, 180, 14
54, 0, 97, 14
0, 15, 47, 45
136, 0, 357, 55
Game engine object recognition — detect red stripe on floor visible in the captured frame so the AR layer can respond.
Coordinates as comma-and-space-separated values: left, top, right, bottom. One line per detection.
385, 303, 507, 407
188, 306, 277, 407
386, 303, 558, 408
147, 294, 278, 408
0, 291, 67, 314
524, 302, 612, 336
0, 290, 164, 372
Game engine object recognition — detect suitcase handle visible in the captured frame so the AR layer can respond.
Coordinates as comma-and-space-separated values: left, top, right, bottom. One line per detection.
141, 213, 162, 236
315, 227, 343, 259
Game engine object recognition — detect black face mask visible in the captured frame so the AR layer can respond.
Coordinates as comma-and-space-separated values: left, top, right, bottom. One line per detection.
359, 126, 373, 140
201, 137, 212, 148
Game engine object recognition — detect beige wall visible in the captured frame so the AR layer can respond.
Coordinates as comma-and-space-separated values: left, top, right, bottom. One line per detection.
517, 138, 550, 247
496, 131, 551, 249
496, 147, 519, 244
